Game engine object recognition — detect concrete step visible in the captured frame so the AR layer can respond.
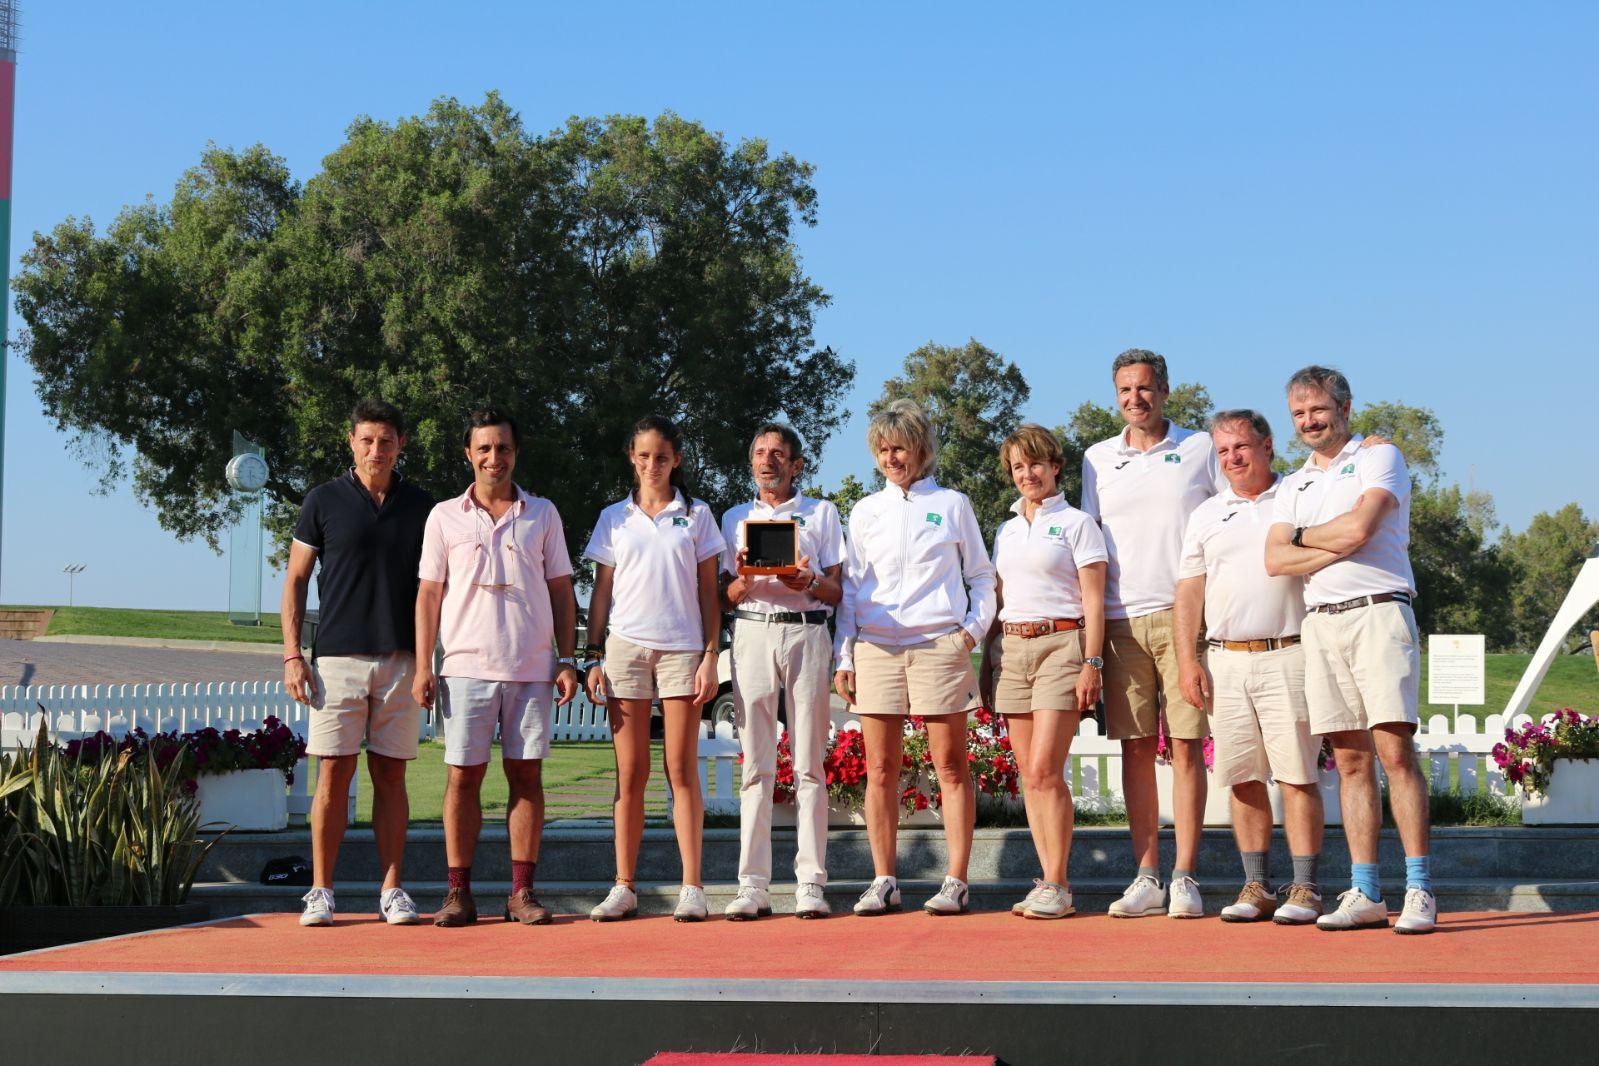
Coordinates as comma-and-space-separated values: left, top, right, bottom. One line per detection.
0, 608, 51, 640
197, 824, 1599, 886
190, 877, 1599, 918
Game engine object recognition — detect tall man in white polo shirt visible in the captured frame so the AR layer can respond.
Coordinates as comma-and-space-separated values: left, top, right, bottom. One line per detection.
412, 408, 580, 928
1175, 410, 1326, 926
720, 424, 845, 920
1266, 366, 1435, 935
1081, 348, 1223, 918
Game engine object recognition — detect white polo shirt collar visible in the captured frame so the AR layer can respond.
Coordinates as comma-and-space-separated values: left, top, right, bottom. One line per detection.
1010, 492, 1069, 518
1111, 423, 1181, 456
624, 489, 689, 519
1220, 474, 1282, 508
1301, 434, 1363, 472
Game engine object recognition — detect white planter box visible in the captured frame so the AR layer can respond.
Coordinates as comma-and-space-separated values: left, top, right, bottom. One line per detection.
197, 768, 288, 831
1522, 758, 1599, 825
1155, 765, 1343, 827
772, 800, 941, 828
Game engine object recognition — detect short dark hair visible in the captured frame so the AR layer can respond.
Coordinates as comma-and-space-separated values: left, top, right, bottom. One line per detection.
462, 406, 521, 450
1285, 365, 1353, 410
1210, 408, 1273, 444
1111, 348, 1169, 391
350, 398, 405, 438
749, 423, 805, 464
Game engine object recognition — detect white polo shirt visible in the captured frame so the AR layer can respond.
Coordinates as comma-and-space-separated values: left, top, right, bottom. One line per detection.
418, 486, 573, 682
991, 494, 1107, 623
834, 477, 997, 672
1081, 423, 1225, 620
584, 491, 726, 652
1179, 476, 1305, 641
721, 492, 845, 615
1272, 435, 1416, 608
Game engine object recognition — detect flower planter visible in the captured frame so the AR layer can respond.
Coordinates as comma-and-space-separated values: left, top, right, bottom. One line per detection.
1522, 758, 1599, 825
0, 902, 209, 955
197, 768, 288, 831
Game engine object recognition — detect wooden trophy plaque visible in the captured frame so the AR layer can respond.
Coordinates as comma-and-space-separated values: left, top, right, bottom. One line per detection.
740, 519, 800, 576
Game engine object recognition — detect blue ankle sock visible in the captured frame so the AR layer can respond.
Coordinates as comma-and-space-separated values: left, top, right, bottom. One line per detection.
1351, 862, 1382, 903
1404, 855, 1432, 893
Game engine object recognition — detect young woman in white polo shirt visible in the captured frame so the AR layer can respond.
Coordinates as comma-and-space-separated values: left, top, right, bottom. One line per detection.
979, 424, 1107, 920
833, 400, 997, 916
583, 415, 725, 922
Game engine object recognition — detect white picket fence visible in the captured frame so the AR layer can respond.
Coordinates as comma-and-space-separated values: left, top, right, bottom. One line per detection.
0, 681, 1539, 824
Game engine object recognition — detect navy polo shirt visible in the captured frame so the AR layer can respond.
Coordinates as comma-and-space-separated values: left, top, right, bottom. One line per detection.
292, 470, 435, 659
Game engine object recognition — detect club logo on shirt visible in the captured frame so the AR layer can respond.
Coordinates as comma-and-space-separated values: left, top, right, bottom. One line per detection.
1048, 526, 1062, 536
795, 516, 807, 527
672, 516, 689, 527
1164, 454, 1182, 464
1339, 462, 1356, 476
925, 513, 943, 526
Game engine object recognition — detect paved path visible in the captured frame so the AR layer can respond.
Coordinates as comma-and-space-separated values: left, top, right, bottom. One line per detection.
0, 638, 282, 686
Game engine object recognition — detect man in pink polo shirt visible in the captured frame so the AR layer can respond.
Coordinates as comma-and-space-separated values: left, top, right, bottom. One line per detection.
413, 407, 581, 927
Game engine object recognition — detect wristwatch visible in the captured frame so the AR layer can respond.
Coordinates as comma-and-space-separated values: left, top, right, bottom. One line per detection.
1291, 526, 1306, 547
557, 656, 579, 671
1084, 656, 1105, 671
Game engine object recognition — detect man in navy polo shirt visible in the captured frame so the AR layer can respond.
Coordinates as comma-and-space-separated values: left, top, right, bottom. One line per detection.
282, 398, 435, 927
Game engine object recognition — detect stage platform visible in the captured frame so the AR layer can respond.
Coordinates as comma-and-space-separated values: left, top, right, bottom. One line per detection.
3, 909, 1596, 1065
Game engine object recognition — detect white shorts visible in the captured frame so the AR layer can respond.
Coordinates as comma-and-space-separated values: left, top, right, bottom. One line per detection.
439, 677, 554, 766
1207, 645, 1322, 787
307, 652, 419, 760
1302, 601, 1420, 735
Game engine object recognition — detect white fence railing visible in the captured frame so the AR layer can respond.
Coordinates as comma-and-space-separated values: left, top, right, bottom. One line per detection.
0, 681, 1535, 824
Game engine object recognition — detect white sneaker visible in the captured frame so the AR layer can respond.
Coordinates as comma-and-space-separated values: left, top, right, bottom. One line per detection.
1012, 879, 1047, 916
853, 876, 902, 916
795, 882, 831, 919
1024, 881, 1075, 920
723, 885, 771, 921
1273, 883, 1325, 925
379, 887, 419, 926
589, 883, 638, 922
923, 875, 971, 916
1394, 888, 1437, 935
1108, 875, 1166, 918
674, 884, 709, 923
299, 887, 335, 927
1167, 875, 1204, 919
1315, 887, 1389, 931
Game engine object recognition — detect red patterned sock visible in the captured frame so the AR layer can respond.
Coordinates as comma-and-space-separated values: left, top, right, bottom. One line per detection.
448, 866, 471, 891
512, 860, 536, 894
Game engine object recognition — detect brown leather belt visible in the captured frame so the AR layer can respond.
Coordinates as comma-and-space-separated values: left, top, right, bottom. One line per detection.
1309, 592, 1412, 615
1003, 618, 1084, 638
1207, 635, 1302, 653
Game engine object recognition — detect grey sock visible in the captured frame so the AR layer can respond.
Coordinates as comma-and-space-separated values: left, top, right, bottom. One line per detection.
1137, 866, 1160, 884
1171, 868, 1196, 884
1292, 854, 1319, 889
1241, 851, 1270, 888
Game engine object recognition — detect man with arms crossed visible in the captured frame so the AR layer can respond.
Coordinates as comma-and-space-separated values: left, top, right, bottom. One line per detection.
1176, 410, 1326, 925
720, 424, 845, 919
1266, 366, 1435, 934
1081, 349, 1222, 918
413, 408, 580, 927
283, 399, 435, 927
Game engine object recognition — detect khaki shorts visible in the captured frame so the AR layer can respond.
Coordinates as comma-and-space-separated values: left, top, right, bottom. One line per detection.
1302, 601, 1420, 735
1103, 609, 1207, 741
991, 629, 1084, 714
605, 634, 702, 701
854, 632, 980, 717
1207, 645, 1321, 787
308, 652, 420, 760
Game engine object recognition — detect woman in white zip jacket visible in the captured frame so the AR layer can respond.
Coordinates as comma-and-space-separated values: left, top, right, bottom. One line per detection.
833, 399, 997, 916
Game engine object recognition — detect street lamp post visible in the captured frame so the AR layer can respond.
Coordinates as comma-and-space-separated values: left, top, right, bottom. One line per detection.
62, 563, 84, 607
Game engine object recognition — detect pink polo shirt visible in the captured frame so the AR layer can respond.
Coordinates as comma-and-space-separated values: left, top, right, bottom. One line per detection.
418, 486, 573, 682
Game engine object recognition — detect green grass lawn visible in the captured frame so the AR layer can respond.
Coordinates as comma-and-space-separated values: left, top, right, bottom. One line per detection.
18, 605, 285, 644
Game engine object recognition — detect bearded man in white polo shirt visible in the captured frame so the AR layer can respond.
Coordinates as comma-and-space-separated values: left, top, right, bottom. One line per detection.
412, 407, 581, 928
1266, 366, 1435, 935
720, 424, 846, 920
1081, 348, 1223, 918
1175, 410, 1326, 926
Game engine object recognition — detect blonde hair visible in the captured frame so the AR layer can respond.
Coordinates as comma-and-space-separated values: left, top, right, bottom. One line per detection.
1000, 423, 1064, 472
866, 399, 938, 479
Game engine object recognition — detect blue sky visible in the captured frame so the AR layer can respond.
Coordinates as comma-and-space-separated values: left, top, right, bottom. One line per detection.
4, 1, 1596, 609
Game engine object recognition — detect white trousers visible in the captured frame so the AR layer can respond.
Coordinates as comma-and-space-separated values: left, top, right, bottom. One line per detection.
732, 617, 832, 887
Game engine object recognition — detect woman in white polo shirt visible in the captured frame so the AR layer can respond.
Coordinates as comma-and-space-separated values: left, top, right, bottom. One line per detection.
833, 399, 997, 916
979, 423, 1107, 920
583, 415, 725, 922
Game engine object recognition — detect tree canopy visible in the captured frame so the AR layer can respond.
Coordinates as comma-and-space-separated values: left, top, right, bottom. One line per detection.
14, 95, 854, 564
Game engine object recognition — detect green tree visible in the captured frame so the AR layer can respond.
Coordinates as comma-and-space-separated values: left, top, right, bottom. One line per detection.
1502, 504, 1599, 652
15, 96, 854, 568
870, 339, 1029, 538
1408, 484, 1515, 648
804, 473, 869, 520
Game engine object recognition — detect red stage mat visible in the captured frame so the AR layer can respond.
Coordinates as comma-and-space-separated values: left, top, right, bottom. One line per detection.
4, 910, 1596, 985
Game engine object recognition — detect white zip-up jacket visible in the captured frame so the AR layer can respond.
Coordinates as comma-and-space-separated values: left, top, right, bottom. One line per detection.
834, 477, 997, 672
